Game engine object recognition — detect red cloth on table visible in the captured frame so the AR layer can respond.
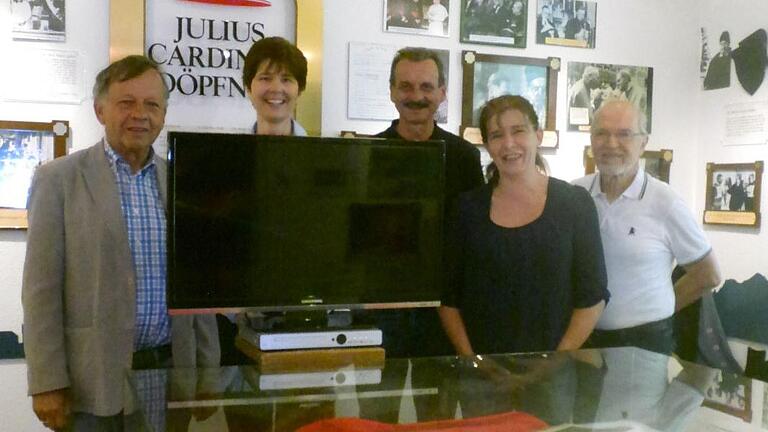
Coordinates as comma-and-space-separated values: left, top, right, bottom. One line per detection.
296, 411, 549, 432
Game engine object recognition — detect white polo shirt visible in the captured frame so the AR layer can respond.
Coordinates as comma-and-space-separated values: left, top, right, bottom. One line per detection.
573, 169, 711, 330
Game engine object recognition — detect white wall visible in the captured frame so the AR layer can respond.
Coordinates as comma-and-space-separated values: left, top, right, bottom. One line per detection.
696, 0, 768, 282
0, 0, 110, 339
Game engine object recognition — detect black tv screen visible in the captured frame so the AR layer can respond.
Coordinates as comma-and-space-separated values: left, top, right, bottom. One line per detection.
167, 132, 445, 313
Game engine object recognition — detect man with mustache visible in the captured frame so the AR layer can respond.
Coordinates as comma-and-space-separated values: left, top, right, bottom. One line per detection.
573, 100, 721, 355
373, 47, 484, 358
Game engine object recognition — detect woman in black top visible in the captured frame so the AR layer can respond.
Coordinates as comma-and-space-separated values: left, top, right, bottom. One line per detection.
439, 95, 609, 355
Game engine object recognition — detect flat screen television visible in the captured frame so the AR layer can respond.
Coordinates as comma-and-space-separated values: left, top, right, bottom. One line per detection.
167, 132, 445, 314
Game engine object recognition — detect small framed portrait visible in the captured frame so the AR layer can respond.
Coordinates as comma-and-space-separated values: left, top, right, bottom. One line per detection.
0, 120, 69, 229
461, 51, 560, 148
583, 147, 673, 183
460, 0, 528, 48
704, 161, 763, 227
535, 0, 596, 48
385, 0, 451, 38
567, 61, 653, 133
703, 370, 753, 423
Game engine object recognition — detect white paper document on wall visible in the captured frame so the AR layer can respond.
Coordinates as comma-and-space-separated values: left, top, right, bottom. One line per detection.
723, 100, 768, 146
0, 48, 83, 104
347, 42, 399, 121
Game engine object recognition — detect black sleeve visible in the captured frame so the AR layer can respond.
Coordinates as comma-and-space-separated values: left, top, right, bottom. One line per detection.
462, 143, 485, 192
569, 185, 610, 308
442, 194, 468, 308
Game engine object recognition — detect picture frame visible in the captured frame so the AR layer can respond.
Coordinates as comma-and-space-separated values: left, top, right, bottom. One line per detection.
461, 51, 560, 148
0, 120, 69, 229
583, 146, 673, 183
11, 0, 66, 42
460, 0, 528, 48
567, 61, 653, 133
704, 161, 762, 227
384, 0, 451, 38
702, 370, 753, 423
535, 0, 596, 48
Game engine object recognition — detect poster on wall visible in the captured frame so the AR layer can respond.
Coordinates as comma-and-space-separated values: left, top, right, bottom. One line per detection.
700, 27, 733, 91
535, 0, 595, 48
347, 42, 449, 124
10, 0, 66, 42
567, 61, 653, 132
145, 0, 296, 146
460, 0, 527, 48
385, 0, 451, 38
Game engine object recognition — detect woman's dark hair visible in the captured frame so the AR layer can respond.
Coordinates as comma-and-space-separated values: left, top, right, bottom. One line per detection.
242, 37, 308, 92
479, 95, 547, 185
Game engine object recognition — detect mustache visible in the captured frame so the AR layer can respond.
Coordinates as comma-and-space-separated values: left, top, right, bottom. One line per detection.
403, 100, 430, 109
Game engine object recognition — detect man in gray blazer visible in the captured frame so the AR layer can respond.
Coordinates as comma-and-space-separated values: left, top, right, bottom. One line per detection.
22, 55, 220, 431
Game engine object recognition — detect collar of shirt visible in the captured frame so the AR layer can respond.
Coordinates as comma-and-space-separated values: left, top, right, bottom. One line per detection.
103, 139, 156, 176
384, 120, 443, 140
589, 167, 648, 201
251, 119, 308, 137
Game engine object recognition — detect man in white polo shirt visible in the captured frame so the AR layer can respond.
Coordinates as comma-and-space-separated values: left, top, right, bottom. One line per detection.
573, 100, 722, 354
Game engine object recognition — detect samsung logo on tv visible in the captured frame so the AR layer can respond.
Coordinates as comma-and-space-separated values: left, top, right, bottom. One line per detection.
181, 0, 271, 7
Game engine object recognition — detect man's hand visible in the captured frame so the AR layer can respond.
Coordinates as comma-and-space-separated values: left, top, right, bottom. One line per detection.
32, 388, 70, 431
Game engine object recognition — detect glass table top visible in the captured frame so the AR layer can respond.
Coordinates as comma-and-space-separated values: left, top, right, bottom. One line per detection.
123, 347, 767, 432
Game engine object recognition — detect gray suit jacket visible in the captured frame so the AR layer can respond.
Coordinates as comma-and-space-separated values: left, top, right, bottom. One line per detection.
22, 142, 220, 416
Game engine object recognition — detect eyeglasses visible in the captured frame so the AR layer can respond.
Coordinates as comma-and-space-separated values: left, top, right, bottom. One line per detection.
591, 129, 645, 144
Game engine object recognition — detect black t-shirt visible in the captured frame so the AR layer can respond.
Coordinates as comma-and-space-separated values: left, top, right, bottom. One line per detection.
376, 120, 484, 218
367, 121, 484, 357
443, 178, 609, 354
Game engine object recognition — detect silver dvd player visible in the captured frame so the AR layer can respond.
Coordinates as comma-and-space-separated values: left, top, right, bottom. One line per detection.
239, 326, 383, 351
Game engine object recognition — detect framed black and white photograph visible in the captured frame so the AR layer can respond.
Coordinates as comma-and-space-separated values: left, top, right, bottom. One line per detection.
460, 0, 528, 48
567, 61, 653, 132
0, 120, 68, 229
385, 0, 451, 38
701, 28, 733, 90
704, 161, 762, 227
461, 52, 559, 148
535, 0, 596, 48
702, 371, 753, 423
11, 0, 66, 42
584, 147, 673, 183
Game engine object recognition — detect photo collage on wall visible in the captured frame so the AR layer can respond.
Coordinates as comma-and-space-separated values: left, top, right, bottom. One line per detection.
351, 0, 656, 153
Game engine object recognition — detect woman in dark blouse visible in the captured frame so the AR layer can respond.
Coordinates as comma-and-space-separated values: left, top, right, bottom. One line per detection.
439, 95, 608, 355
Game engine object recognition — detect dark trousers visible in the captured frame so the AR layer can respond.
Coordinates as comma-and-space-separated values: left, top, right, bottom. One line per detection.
587, 316, 675, 355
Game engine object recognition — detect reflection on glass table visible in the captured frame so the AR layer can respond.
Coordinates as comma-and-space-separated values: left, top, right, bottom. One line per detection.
124, 347, 767, 432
